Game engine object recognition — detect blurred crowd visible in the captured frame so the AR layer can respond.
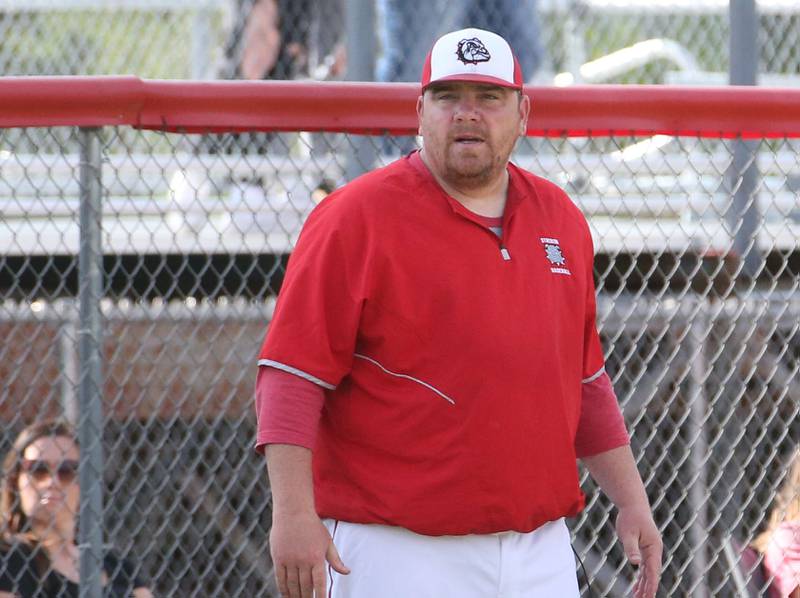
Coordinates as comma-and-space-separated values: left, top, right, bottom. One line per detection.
220, 0, 544, 85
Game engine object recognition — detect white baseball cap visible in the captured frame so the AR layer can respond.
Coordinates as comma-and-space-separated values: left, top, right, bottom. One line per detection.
421, 27, 523, 91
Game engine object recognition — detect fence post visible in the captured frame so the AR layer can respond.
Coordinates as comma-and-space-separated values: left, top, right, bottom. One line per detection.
77, 126, 104, 598
729, 0, 762, 279
192, 8, 213, 79
344, 0, 376, 180
59, 301, 79, 425
687, 300, 710, 597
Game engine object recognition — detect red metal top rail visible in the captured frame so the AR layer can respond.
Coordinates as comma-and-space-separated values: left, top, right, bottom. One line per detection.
2, 75, 800, 138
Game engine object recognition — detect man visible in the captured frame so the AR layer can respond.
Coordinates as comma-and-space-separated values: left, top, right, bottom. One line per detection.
255, 27, 662, 598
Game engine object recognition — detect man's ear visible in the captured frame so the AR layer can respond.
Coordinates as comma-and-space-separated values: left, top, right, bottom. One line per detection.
416, 95, 425, 135
519, 93, 531, 136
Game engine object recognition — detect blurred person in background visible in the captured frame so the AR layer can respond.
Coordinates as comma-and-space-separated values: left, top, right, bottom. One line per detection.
377, 0, 543, 85
256, 26, 661, 598
753, 448, 800, 598
221, 0, 345, 82
208, 0, 345, 155
0, 420, 151, 598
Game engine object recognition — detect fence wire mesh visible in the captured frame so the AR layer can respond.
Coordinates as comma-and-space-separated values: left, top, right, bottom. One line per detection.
0, 123, 798, 596
1, 1, 799, 86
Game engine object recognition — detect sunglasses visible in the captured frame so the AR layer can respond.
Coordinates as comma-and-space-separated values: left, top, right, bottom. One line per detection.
19, 459, 79, 484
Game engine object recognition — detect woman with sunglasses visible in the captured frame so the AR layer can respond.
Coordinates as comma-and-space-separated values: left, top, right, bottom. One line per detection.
0, 420, 152, 597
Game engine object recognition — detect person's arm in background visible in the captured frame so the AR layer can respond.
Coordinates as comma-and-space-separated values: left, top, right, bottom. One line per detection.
582, 446, 662, 598
0, 542, 23, 598
765, 522, 800, 598
133, 587, 153, 597
240, 0, 281, 80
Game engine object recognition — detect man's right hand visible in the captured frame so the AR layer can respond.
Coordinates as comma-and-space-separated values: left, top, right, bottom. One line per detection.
270, 511, 350, 598
263, 444, 347, 597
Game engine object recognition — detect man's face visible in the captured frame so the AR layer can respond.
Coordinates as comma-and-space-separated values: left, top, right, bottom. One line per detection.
417, 81, 529, 192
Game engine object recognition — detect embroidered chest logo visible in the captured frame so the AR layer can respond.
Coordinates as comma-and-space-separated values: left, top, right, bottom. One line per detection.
456, 38, 491, 65
540, 237, 572, 275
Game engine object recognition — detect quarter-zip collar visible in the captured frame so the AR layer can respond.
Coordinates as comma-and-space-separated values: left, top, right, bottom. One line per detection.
407, 150, 526, 257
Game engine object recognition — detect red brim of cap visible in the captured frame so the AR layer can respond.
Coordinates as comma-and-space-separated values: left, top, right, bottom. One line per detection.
421, 73, 523, 91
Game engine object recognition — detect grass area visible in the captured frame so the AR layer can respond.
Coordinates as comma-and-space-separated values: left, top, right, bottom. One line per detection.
0, 8, 227, 78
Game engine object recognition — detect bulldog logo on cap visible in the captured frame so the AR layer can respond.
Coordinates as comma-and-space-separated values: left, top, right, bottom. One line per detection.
456, 37, 491, 65
421, 28, 522, 90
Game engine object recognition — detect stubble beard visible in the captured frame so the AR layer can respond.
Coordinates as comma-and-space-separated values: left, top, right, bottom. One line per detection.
442, 141, 510, 191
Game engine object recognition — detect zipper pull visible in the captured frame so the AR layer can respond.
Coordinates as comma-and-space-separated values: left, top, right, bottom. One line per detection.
500, 246, 511, 261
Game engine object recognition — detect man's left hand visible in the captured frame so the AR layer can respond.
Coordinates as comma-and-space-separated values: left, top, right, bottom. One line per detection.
617, 504, 662, 598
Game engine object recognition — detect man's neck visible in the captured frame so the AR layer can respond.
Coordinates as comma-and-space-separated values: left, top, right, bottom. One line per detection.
419, 149, 509, 218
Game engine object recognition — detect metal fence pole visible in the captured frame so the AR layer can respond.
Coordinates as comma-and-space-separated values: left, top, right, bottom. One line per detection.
59, 303, 79, 425
77, 127, 104, 598
729, 0, 762, 279
730, 0, 758, 87
344, 0, 376, 180
687, 300, 710, 597
192, 8, 212, 79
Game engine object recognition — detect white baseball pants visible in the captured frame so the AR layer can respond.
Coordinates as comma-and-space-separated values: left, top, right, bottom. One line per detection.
321, 517, 579, 597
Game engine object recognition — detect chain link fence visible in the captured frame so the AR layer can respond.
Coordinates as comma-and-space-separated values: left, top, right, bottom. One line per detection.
1, 94, 799, 596
2, 1, 800, 86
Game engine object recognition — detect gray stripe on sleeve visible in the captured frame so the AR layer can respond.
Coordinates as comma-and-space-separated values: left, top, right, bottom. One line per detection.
257, 359, 336, 390
582, 367, 606, 384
